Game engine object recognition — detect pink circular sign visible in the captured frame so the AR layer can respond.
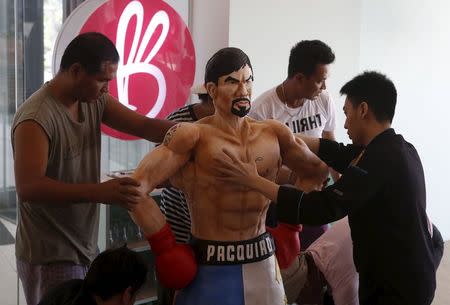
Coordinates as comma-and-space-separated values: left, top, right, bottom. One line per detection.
77, 0, 195, 140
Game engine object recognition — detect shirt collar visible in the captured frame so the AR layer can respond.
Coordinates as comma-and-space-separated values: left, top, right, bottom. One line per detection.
366, 128, 395, 148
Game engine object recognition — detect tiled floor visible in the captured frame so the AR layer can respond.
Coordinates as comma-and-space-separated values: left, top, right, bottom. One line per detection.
0, 218, 25, 305
433, 241, 450, 305
0, 217, 449, 305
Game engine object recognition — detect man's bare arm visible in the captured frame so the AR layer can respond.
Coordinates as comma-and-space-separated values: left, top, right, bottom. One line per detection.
13, 121, 141, 209
102, 94, 176, 143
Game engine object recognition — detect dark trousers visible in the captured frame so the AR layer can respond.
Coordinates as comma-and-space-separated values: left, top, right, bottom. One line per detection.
432, 224, 444, 270
157, 284, 175, 305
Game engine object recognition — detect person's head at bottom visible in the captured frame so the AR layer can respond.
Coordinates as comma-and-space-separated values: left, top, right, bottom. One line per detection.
85, 246, 148, 305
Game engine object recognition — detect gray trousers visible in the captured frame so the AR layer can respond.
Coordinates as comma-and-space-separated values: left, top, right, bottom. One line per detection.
16, 258, 88, 305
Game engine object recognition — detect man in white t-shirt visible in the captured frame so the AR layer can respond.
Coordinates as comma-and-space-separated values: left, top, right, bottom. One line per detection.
249, 40, 336, 156
250, 87, 335, 138
249, 40, 337, 248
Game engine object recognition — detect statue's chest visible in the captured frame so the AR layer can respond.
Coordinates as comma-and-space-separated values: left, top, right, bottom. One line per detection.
195, 136, 281, 177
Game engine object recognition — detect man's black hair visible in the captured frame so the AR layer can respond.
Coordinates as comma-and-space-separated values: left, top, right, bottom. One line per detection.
340, 71, 397, 123
288, 40, 335, 78
204, 47, 253, 85
198, 93, 212, 103
60, 32, 120, 75
84, 245, 148, 300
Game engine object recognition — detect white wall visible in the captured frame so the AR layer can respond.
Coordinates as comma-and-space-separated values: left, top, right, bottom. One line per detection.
164, 0, 189, 25
193, 0, 450, 239
191, 0, 230, 89
228, 0, 450, 239
229, 0, 362, 141
360, 0, 450, 239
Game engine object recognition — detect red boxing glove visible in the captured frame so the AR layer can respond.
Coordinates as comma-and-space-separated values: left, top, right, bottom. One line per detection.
146, 223, 197, 289
266, 223, 302, 269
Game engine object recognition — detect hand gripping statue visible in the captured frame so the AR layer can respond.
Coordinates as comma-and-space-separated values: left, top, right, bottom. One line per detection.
129, 47, 329, 305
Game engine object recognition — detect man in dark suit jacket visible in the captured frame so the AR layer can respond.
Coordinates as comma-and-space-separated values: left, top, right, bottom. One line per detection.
214, 71, 437, 305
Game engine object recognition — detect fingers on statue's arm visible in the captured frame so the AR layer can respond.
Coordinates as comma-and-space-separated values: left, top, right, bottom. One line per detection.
222, 148, 239, 162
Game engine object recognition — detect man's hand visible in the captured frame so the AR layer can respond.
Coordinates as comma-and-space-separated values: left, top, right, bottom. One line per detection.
213, 148, 281, 202
294, 175, 330, 193
213, 148, 259, 188
96, 177, 141, 210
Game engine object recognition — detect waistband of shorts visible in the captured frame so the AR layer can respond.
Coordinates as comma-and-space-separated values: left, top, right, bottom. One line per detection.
190, 232, 275, 265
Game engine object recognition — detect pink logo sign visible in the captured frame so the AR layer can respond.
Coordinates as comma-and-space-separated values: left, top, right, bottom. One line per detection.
61, 0, 195, 140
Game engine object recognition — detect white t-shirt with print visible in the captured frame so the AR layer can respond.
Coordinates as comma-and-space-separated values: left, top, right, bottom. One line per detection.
249, 87, 336, 137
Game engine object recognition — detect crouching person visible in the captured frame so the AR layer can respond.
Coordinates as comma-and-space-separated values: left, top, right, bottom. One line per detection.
38, 246, 148, 305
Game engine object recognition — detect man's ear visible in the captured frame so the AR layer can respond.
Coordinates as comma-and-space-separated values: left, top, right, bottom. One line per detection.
68, 63, 83, 78
206, 82, 217, 100
294, 72, 306, 84
359, 101, 369, 119
121, 286, 134, 305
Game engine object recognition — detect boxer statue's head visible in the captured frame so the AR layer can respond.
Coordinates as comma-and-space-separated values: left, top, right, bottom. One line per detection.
205, 47, 253, 118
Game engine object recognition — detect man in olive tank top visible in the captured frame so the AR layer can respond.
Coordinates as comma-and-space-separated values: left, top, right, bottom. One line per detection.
12, 32, 174, 305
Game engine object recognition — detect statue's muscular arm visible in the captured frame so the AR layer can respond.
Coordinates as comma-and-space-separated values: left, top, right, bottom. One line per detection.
267, 120, 329, 191
133, 123, 199, 192
129, 123, 200, 235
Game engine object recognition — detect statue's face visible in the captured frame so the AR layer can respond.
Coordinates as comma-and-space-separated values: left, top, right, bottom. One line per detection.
209, 64, 253, 117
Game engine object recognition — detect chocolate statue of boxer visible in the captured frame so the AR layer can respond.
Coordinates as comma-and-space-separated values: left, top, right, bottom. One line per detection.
129, 47, 328, 305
